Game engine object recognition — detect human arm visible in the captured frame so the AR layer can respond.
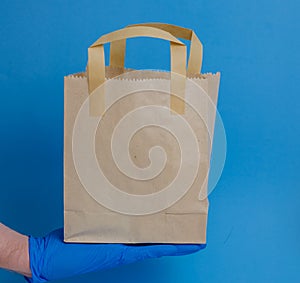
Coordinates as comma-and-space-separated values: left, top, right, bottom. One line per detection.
0, 223, 31, 277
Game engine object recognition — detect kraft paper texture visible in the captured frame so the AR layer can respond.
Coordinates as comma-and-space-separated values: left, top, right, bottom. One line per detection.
64, 23, 220, 243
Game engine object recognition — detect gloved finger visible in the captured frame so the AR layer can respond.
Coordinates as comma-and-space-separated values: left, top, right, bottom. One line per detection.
123, 243, 206, 263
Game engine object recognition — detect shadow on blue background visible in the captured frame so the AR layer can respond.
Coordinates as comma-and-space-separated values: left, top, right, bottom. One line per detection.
0, 0, 299, 282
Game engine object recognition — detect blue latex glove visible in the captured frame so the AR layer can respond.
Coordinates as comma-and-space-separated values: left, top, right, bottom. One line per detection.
25, 228, 205, 283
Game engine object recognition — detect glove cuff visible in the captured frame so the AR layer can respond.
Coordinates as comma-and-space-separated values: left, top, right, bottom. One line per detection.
24, 235, 48, 283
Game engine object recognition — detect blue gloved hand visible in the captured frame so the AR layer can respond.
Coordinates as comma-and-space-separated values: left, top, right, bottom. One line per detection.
25, 228, 205, 283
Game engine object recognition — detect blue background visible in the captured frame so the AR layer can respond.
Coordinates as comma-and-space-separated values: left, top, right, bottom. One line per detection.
0, 0, 299, 282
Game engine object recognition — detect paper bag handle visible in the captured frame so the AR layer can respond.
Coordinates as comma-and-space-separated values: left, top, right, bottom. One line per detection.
87, 26, 187, 116
109, 23, 203, 74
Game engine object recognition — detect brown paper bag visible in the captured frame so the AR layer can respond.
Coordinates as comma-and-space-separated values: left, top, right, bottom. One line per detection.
64, 23, 220, 243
